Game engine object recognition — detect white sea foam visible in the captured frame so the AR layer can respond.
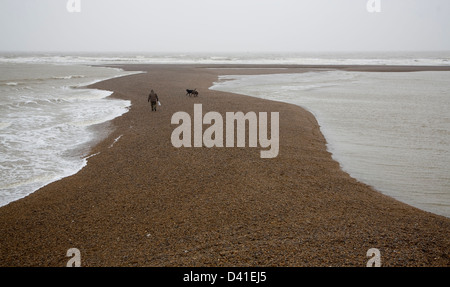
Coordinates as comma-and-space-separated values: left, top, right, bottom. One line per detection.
0, 122, 11, 130
109, 135, 123, 148
0, 62, 140, 207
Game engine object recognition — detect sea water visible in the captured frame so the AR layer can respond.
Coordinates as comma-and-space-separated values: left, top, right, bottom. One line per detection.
0, 61, 141, 206
1, 51, 449, 66
210, 70, 450, 218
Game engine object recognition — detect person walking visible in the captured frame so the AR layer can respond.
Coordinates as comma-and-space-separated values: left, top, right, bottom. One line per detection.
148, 89, 159, 111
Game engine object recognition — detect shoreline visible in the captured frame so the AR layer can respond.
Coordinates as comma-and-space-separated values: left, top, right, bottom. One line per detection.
0, 64, 140, 208
208, 66, 450, 218
0, 64, 449, 267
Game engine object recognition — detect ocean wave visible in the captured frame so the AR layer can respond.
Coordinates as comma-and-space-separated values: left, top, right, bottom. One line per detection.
0, 81, 22, 87
1, 52, 450, 66
0, 75, 86, 85
52, 75, 86, 80
70, 104, 131, 127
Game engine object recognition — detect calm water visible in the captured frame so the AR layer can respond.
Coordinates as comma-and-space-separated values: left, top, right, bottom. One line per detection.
211, 70, 450, 218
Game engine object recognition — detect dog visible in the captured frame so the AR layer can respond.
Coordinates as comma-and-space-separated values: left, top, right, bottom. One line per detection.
186, 89, 198, 97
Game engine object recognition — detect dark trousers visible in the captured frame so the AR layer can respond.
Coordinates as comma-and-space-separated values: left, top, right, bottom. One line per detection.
151, 101, 157, 111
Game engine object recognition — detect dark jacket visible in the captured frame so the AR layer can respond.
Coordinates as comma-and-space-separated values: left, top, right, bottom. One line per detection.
148, 90, 159, 103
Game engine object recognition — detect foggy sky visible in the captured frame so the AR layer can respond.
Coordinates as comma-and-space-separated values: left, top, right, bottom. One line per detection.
0, 0, 449, 53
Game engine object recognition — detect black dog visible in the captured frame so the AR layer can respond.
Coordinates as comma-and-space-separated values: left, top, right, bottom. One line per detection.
186, 89, 198, 97
186, 89, 195, 96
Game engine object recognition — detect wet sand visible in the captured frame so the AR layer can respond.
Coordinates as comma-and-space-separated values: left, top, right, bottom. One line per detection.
0, 64, 449, 267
